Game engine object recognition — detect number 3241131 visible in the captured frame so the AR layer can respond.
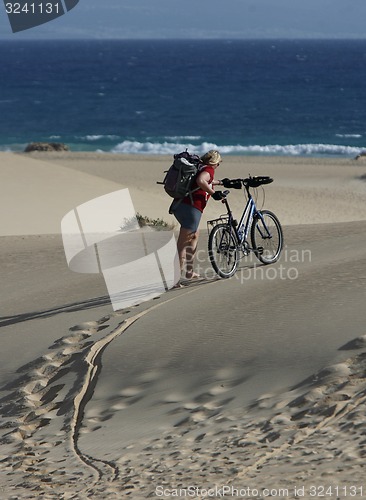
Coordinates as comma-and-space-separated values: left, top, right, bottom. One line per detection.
5, 3, 60, 14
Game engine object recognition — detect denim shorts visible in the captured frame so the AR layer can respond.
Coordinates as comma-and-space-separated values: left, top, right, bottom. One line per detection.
170, 201, 202, 232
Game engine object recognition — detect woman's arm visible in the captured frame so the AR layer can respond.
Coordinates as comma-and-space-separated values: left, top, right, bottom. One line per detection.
196, 171, 215, 195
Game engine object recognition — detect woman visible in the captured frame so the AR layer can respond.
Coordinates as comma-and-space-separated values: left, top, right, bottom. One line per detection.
169, 149, 226, 283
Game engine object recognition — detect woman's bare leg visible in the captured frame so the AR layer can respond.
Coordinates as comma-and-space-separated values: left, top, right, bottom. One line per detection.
176, 227, 199, 278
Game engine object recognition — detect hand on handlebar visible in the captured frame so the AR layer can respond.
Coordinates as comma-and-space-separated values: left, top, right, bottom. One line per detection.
212, 190, 229, 201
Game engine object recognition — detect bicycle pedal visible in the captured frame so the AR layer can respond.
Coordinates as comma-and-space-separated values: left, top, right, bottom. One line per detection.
241, 242, 250, 256
257, 246, 264, 255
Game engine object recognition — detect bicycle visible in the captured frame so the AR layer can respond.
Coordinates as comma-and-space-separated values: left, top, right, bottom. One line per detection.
207, 176, 283, 278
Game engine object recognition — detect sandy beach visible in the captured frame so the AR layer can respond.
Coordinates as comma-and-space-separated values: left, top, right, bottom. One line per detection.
1, 151, 366, 499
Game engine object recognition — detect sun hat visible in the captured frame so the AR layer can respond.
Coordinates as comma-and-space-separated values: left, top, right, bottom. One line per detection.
201, 150, 222, 165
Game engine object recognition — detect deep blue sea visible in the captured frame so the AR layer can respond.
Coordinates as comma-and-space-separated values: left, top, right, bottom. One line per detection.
1, 39, 366, 157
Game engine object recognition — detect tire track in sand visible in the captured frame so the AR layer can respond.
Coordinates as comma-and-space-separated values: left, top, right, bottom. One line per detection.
70, 283, 217, 488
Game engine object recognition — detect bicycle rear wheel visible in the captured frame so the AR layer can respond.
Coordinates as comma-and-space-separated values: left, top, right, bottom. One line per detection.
251, 210, 283, 264
208, 224, 239, 278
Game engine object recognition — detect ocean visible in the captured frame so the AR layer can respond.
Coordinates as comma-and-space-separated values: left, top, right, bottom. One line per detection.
1, 39, 366, 157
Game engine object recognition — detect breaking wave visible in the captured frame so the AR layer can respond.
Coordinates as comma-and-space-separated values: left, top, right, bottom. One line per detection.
110, 141, 365, 157
81, 135, 120, 142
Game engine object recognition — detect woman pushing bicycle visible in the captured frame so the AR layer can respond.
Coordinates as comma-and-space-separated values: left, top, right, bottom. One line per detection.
169, 149, 228, 284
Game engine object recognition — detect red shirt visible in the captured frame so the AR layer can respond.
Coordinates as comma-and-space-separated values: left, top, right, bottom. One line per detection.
182, 165, 215, 213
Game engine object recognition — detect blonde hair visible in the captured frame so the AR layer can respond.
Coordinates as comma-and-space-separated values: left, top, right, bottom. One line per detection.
201, 150, 222, 165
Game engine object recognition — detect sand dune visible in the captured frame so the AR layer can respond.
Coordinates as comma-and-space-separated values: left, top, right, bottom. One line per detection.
1, 152, 366, 498
0, 152, 123, 236
5, 152, 366, 232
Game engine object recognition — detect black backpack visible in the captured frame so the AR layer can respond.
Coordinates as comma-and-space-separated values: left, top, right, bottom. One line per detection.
158, 150, 203, 203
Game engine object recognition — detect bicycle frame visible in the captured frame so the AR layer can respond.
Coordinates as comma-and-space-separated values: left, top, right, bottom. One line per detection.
220, 186, 257, 245
209, 185, 273, 247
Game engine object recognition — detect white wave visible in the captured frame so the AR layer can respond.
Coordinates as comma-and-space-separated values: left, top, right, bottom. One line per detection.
222, 144, 365, 156
111, 140, 210, 155
335, 134, 362, 138
79, 135, 120, 142
163, 135, 202, 141
110, 140, 365, 157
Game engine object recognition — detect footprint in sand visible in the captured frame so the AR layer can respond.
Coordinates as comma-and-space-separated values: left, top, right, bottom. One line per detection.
339, 334, 366, 350
22, 379, 48, 396
317, 362, 352, 380
35, 361, 65, 377
60, 333, 94, 345
119, 386, 143, 397
110, 402, 128, 411
70, 318, 110, 331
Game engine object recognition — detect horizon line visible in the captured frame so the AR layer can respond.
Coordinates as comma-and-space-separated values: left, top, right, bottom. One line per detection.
2, 36, 366, 41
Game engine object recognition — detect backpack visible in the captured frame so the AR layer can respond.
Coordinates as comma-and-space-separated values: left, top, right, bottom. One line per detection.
158, 150, 203, 203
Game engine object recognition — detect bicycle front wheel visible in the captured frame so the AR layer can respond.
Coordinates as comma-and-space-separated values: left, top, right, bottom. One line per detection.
208, 224, 239, 278
251, 210, 283, 264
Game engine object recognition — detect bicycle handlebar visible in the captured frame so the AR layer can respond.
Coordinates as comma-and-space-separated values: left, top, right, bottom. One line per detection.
221, 176, 273, 190
243, 176, 273, 187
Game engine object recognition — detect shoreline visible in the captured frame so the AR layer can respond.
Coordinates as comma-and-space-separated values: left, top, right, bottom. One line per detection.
12, 149, 366, 163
